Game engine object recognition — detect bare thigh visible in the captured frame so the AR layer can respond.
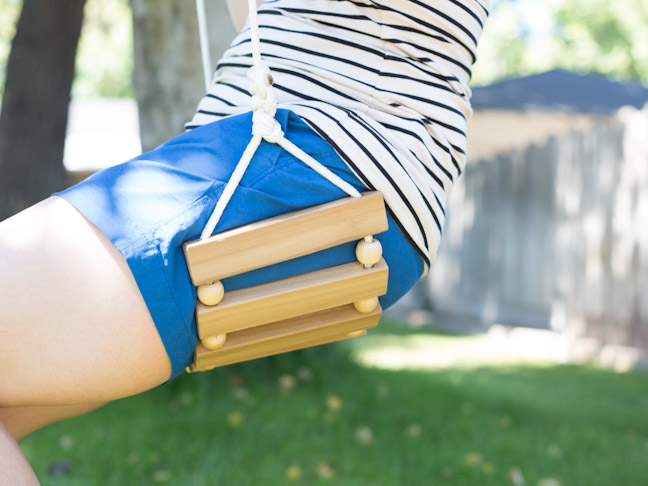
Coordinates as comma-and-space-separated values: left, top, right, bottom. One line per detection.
0, 197, 172, 407
0, 402, 106, 440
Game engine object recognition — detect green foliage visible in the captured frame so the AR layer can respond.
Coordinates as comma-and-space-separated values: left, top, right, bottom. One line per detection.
552, 0, 648, 84
21, 321, 648, 485
473, 0, 648, 86
472, 0, 532, 85
0, 0, 133, 99
0, 0, 21, 94
73, 0, 133, 98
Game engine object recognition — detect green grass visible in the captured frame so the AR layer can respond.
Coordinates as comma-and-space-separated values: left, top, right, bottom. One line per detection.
21, 321, 648, 485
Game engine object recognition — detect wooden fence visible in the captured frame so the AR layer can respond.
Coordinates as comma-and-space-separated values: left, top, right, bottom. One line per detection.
424, 104, 648, 349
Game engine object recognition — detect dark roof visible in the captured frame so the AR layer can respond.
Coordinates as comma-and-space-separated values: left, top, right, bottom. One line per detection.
471, 69, 648, 114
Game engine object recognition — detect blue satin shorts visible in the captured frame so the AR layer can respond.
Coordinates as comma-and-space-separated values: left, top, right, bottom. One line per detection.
56, 110, 423, 380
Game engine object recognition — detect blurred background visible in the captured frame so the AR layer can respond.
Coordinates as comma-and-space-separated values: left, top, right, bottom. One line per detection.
1, 0, 647, 484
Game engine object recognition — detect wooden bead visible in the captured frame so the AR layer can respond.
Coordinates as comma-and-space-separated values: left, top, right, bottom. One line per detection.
197, 281, 224, 306
201, 333, 227, 350
353, 297, 379, 313
355, 238, 382, 267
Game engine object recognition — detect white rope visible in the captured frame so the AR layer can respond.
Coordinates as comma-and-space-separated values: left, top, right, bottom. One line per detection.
201, 136, 261, 239
196, 0, 213, 92
247, 0, 263, 68
199, 0, 362, 240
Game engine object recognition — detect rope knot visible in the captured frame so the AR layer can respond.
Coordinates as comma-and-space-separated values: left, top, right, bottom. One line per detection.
248, 64, 276, 115
248, 64, 282, 142
252, 111, 284, 143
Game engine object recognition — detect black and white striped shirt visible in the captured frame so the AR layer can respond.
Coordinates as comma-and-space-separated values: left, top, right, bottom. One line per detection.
187, 0, 488, 274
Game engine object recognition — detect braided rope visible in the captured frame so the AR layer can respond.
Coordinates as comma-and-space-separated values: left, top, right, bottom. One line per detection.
195, 0, 212, 92
199, 0, 361, 240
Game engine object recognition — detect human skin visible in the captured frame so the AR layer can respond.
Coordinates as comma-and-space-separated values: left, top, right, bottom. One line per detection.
0, 197, 173, 483
226, 0, 263, 32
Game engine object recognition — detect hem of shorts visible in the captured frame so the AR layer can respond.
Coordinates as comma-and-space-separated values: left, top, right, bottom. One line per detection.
52, 193, 195, 382
119, 237, 194, 381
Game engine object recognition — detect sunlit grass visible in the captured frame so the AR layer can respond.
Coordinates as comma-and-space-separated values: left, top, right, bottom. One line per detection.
21, 320, 648, 485
349, 321, 566, 371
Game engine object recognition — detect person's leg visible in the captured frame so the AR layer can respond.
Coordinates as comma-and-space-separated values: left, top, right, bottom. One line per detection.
0, 402, 106, 440
0, 420, 39, 486
0, 402, 104, 485
0, 196, 174, 482
0, 196, 172, 407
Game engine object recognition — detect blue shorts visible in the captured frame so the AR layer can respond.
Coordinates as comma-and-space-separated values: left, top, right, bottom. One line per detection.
56, 110, 423, 380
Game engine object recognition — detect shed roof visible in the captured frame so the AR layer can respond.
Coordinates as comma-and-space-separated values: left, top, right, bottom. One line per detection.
471, 69, 648, 114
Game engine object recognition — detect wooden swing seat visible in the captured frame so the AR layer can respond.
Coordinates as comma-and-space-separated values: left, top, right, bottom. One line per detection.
183, 191, 389, 372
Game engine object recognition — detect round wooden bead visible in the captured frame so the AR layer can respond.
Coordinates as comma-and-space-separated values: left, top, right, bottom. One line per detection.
201, 333, 227, 350
353, 297, 379, 314
197, 281, 224, 306
355, 238, 382, 267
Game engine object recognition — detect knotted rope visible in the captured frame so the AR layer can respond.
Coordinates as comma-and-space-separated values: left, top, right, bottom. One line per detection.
198, 0, 361, 240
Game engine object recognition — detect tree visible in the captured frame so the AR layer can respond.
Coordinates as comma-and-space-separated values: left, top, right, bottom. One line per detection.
473, 0, 648, 86
130, 0, 235, 151
471, 0, 530, 85
73, 0, 134, 99
0, 0, 86, 220
0, 0, 21, 94
552, 0, 648, 84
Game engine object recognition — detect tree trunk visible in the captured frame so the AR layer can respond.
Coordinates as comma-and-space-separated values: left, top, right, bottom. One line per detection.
0, 0, 86, 221
131, 0, 235, 151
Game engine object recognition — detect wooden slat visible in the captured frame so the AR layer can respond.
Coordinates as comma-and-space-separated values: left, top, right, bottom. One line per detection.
196, 259, 388, 338
183, 192, 387, 285
191, 304, 380, 371
190, 330, 368, 372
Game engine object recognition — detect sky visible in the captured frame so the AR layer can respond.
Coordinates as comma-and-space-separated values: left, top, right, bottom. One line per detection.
512, 0, 564, 47
472, 0, 565, 85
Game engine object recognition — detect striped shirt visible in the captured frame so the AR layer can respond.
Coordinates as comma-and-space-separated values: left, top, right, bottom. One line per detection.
187, 0, 489, 274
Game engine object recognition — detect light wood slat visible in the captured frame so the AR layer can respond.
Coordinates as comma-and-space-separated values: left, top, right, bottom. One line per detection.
191, 330, 368, 372
306, 329, 366, 348
196, 259, 388, 338
183, 191, 387, 285
192, 304, 381, 371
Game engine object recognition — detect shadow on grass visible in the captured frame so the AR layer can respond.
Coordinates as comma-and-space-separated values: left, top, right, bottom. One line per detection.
21, 323, 648, 486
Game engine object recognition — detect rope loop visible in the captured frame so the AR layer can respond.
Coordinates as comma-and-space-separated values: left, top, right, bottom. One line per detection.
249, 65, 278, 116
248, 65, 274, 98
250, 89, 277, 117
252, 111, 284, 143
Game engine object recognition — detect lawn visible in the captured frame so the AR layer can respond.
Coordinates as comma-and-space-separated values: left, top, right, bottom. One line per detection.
21, 320, 648, 485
